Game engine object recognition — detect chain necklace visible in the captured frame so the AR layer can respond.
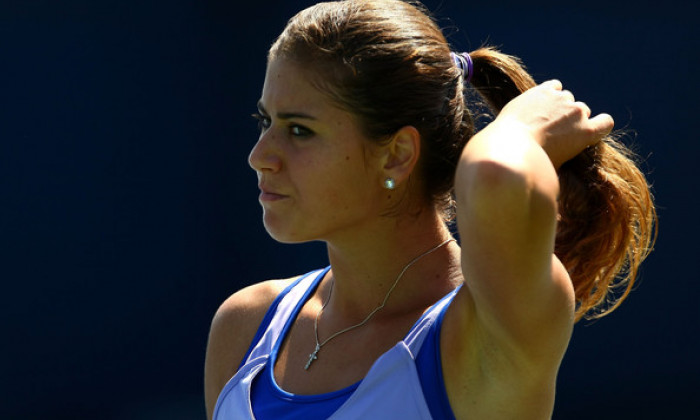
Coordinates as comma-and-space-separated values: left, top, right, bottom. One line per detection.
304, 237, 455, 370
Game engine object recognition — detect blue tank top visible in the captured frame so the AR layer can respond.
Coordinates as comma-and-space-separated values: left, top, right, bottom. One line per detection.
213, 268, 459, 420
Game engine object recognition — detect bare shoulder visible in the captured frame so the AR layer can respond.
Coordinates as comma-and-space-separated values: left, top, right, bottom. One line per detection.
204, 276, 297, 419
213, 278, 294, 338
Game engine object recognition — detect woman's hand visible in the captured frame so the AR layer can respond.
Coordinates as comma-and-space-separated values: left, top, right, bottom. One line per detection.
495, 80, 614, 169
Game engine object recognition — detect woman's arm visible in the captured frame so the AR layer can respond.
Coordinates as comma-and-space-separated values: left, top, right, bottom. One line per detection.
456, 80, 613, 352
447, 80, 614, 397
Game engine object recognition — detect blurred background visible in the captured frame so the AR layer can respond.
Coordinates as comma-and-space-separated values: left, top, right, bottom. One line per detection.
2, 0, 697, 418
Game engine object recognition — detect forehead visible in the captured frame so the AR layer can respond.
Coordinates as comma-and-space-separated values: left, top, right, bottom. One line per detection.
260, 58, 331, 114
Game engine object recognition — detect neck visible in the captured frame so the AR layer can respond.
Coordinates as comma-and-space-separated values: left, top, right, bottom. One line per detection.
322, 208, 461, 320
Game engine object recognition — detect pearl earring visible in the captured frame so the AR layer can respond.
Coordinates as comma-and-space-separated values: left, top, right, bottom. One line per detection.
383, 177, 396, 190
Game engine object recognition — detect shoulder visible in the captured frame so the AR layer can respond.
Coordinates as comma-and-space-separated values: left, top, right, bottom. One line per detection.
212, 278, 294, 339
207, 276, 297, 370
203, 276, 297, 419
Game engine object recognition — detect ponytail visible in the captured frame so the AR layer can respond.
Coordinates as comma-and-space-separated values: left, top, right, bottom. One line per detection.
466, 46, 657, 321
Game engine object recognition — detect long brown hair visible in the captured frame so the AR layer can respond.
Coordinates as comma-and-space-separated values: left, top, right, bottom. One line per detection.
269, 0, 657, 321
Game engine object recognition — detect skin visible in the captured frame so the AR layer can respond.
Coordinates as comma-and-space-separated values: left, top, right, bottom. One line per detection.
204, 57, 614, 419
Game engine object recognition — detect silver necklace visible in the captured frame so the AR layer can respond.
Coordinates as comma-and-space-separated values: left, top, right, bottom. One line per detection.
304, 237, 455, 370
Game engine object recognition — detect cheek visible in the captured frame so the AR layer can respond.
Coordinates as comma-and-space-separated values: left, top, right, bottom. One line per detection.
296, 141, 376, 208
334, 164, 378, 213
325, 189, 353, 213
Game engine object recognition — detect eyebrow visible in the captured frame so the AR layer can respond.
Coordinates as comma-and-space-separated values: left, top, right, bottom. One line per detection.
257, 101, 317, 120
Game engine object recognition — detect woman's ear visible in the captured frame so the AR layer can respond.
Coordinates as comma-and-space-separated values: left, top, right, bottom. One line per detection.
380, 125, 421, 188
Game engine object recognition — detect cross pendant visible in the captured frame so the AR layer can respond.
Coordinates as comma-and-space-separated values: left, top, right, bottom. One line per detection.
304, 343, 320, 370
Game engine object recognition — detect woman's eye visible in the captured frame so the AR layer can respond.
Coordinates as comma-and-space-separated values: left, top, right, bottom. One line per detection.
290, 125, 313, 137
252, 113, 270, 131
252, 113, 313, 138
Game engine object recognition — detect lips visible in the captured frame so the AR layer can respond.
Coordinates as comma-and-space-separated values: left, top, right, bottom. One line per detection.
258, 183, 288, 202
260, 191, 287, 202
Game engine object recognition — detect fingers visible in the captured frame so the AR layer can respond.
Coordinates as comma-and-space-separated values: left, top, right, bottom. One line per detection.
541, 79, 563, 90
540, 80, 576, 103
576, 101, 591, 118
589, 113, 615, 137
542, 79, 608, 133
561, 89, 575, 102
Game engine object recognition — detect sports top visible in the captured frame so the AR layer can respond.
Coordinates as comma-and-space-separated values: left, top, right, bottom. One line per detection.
213, 267, 459, 419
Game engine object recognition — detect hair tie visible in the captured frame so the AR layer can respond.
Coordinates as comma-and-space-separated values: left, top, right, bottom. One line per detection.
450, 52, 473, 84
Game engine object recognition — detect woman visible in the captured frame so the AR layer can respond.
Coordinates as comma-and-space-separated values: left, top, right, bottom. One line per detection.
205, 0, 656, 418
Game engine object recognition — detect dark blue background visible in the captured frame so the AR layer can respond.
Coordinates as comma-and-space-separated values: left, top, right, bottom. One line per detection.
3, 1, 697, 418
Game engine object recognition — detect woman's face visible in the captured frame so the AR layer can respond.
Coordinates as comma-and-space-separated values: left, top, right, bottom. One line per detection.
249, 58, 387, 243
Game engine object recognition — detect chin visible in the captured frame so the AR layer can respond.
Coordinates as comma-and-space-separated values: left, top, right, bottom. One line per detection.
267, 232, 309, 244
262, 217, 314, 244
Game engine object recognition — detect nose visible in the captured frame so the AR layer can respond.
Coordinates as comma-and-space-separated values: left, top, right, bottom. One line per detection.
248, 131, 282, 173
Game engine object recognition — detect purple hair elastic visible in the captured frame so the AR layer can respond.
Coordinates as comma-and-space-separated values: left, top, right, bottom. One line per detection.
450, 52, 473, 84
